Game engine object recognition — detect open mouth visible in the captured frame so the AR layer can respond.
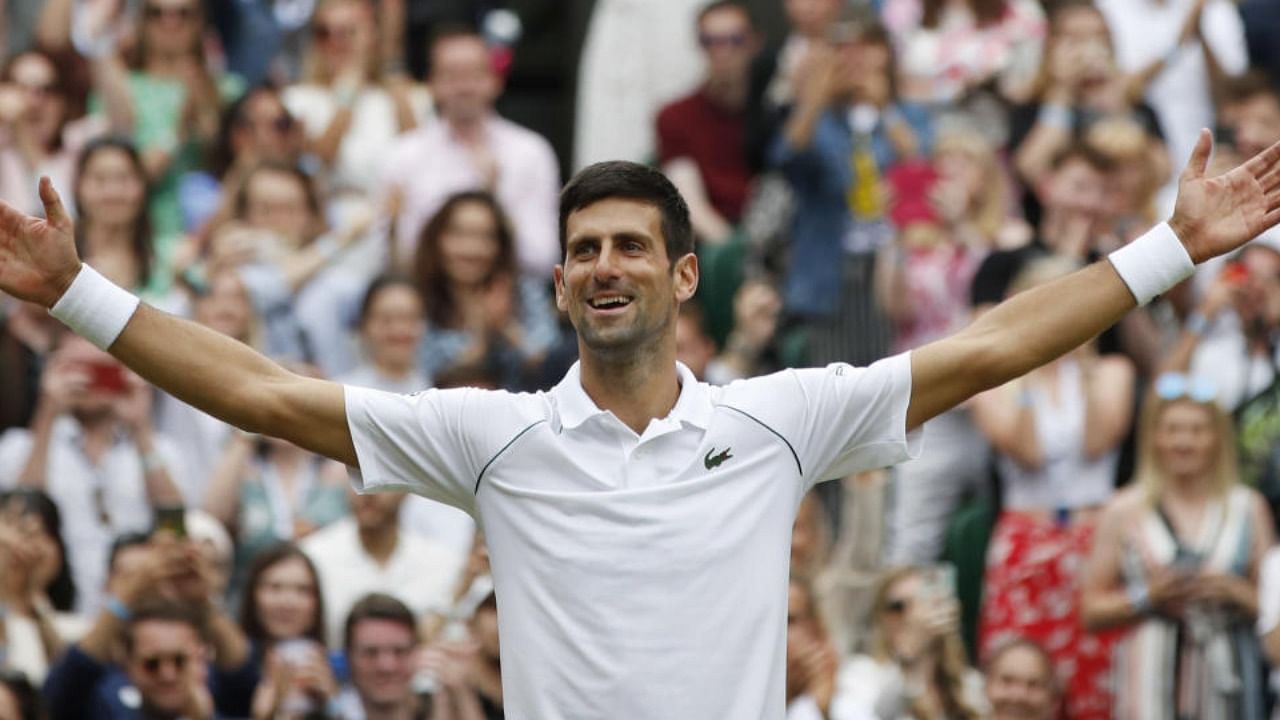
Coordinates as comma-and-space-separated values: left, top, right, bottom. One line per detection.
587, 295, 633, 311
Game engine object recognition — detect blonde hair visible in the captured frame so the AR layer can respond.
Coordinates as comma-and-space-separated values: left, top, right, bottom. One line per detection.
1132, 393, 1239, 504
867, 567, 983, 720
303, 0, 382, 85
1085, 116, 1160, 226
934, 124, 1010, 246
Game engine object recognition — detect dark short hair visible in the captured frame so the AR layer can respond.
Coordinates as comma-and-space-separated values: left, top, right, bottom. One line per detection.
123, 597, 204, 656
697, 0, 752, 28
1, 489, 76, 612
344, 593, 416, 652
1222, 70, 1280, 109
559, 161, 694, 265
238, 542, 327, 647
357, 274, 422, 327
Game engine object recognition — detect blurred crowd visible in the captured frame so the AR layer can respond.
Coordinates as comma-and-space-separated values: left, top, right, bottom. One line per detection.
3, 0, 1280, 717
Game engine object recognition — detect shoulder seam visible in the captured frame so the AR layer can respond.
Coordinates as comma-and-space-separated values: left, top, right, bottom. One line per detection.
716, 404, 803, 477
474, 420, 547, 494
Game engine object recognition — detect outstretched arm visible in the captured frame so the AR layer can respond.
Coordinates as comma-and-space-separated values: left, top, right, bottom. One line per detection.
907, 130, 1280, 430
0, 179, 356, 465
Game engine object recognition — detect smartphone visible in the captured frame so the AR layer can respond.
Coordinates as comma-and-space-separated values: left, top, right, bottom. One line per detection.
922, 563, 957, 601
1223, 261, 1250, 285
86, 362, 128, 394
154, 505, 187, 538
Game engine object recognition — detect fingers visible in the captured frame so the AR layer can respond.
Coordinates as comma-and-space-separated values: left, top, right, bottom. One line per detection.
38, 177, 72, 233
1180, 128, 1213, 182
1244, 137, 1280, 179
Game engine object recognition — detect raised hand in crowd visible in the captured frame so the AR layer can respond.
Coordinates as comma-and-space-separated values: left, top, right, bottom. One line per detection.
249, 641, 338, 720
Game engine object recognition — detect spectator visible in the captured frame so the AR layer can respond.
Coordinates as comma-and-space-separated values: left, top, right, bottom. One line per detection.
1095, 0, 1248, 210
72, 138, 160, 299
884, 121, 1008, 564
325, 594, 430, 719
1082, 374, 1273, 718
0, 671, 41, 720
1009, 0, 1168, 229
208, 163, 376, 373
744, 0, 843, 171
1220, 71, 1280, 162
176, 83, 305, 236
972, 257, 1134, 720
832, 566, 984, 720
204, 422, 349, 596
982, 638, 1059, 720
301, 488, 464, 649
283, 0, 430, 205
412, 191, 558, 390
1087, 115, 1168, 240
881, 0, 1046, 104
769, 19, 928, 367
383, 28, 559, 275
0, 334, 187, 613
1162, 240, 1280, 410
0, 299, 58, 433
153, 267, 258, 496
339, 275, 431, 395
0, 48, 105, 217
784, 575, 842, 719
84, 0, 244, 243
43, 535, 256, 719
0, 491, 72, 684
415, 589, 503, 720
656, 1, 760, 245
241, 544, 336, 720
675, 282, 781, 385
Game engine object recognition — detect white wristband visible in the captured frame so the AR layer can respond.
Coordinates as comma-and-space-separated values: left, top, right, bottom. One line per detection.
48, 265, 141, 350
1107, 222, 1195, 306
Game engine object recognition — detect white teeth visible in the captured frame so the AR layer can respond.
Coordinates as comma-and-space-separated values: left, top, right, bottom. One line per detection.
590, 296, 630, 308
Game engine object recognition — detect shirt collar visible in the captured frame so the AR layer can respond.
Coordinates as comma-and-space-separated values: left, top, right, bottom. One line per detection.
551, 361, 714, 433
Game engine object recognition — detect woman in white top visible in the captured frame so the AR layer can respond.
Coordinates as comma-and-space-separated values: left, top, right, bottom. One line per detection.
831, 566, 985, 720
971, 256, 1135, 720
283, 0, 431, 199
1083, 374, 1273, 719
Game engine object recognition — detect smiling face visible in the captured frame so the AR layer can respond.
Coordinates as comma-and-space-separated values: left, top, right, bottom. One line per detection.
439, 200, 502, 287
78, 146, 146, 228
555, 198, 697, 361
987, 643, 1057, 720
253, 555, 319, 642
1152, 400, 1220, 483
361, 283, 425, 369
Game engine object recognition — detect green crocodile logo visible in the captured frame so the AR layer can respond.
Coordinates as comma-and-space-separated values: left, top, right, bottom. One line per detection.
704, 447, 733, 470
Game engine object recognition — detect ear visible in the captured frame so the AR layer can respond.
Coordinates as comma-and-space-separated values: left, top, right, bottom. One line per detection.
553, 265, 568, 312
673, 253, 699, 303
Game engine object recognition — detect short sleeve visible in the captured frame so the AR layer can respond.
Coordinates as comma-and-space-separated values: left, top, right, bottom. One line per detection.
790, 352, 923, 486
344, 386, 527, 516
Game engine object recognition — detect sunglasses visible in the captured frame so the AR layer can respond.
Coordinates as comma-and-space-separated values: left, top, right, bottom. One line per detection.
1154, 373, 1216, 403
144, 5, 195, 21
884, 598, 910, 615
314, 24, 356, 42
140, 652, 190, 675
698, 32, 749, 49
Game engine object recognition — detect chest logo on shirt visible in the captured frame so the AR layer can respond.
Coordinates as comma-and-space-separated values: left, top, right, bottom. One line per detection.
704, 447, 733, 470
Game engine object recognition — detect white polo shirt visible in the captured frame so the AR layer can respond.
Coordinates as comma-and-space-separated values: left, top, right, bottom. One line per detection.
344, 353, 921, 720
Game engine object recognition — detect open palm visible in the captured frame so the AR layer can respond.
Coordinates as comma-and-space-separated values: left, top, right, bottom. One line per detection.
0, 178, 81, 308
1171, 129, 1280, 263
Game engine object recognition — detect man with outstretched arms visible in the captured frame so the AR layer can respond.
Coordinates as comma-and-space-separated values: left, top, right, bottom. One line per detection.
2, 131, 1279, 719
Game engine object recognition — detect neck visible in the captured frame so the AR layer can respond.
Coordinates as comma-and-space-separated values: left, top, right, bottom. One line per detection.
703, 75, 747, 111
448, 114, 487, 141
1164, 473, 1213, 502
75, 414, 116, 459
362, 698, 415, 720
358, 522, 399, 564
144, 51, 186, 76
372, 356, 413, 380
577, 339, 681, 436
84, 222, 134, 249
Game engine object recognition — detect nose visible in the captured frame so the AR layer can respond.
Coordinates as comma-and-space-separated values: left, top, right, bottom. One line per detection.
592, 241, 622, 282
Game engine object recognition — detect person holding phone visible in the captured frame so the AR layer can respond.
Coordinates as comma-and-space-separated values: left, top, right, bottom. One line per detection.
832, 566, 984, 720
0, 333, 187, 616
1081, 374, 1274, 719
